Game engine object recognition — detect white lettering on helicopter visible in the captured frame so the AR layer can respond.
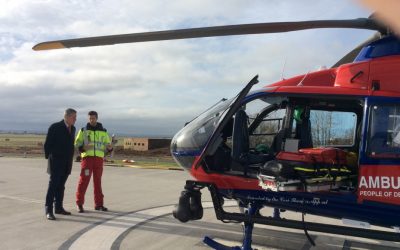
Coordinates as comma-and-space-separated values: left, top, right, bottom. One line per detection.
246, 195, 328, 205
359, 190, 383, 197
359, 176, 400, 189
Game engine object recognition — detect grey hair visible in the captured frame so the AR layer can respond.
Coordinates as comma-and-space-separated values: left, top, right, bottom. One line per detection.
64, 108, 77, 118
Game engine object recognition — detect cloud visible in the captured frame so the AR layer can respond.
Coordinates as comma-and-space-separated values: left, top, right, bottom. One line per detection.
0, 0, 371, 136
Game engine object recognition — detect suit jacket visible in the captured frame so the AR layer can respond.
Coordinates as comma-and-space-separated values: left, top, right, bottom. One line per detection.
44, 120, 76, 175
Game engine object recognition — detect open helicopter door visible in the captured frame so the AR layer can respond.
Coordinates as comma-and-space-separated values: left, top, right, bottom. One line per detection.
193, 75, 260, 169
172, 75, 259, 224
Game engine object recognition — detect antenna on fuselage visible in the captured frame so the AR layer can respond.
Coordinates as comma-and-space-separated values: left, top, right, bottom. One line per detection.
297, 70, 310, 86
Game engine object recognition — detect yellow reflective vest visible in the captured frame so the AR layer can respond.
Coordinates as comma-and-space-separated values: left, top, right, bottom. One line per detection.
75, 123, 111, 158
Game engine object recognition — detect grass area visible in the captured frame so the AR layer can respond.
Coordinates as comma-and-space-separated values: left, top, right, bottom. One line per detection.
0, 133, 181, 170
0, 133, 126, 147
0, 133, 45, 147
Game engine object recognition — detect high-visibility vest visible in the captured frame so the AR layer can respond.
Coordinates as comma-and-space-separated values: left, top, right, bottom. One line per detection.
75, 126, 111, 158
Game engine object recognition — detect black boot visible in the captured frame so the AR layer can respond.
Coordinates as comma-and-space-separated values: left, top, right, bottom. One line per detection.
95, 206, 108, 211
45, 206, 56, 220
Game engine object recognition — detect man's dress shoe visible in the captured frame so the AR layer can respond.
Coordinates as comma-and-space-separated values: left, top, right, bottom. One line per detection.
46, 213, 56, 220
55, 208, 71, 215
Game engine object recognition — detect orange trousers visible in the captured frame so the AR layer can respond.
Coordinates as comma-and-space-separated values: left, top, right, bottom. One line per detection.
76, 156, 104, 207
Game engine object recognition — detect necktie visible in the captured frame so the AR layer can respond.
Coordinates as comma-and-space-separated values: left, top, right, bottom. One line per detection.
68, 126, 71, 134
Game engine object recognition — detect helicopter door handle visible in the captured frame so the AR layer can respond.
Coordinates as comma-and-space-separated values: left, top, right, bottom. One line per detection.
350, 70, 364, 83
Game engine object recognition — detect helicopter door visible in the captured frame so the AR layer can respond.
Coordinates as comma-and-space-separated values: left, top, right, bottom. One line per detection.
194, 76, 260, 169
359, 102, 400, 205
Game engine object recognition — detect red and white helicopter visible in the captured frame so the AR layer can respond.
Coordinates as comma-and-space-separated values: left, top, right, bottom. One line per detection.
34, 6, 400, 249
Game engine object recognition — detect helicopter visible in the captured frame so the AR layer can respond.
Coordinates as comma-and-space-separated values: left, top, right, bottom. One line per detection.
33, 13, 400, 250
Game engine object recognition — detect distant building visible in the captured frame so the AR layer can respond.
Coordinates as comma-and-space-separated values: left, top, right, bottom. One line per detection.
123, 137, 171, 151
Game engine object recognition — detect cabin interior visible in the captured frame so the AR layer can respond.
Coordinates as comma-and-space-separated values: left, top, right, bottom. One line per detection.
204, 94, 400, 193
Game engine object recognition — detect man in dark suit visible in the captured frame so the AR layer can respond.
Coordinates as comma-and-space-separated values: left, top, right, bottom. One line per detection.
44, 108, 77, 220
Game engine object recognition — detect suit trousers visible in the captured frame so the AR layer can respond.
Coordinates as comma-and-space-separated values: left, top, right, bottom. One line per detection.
45, 171, 69, 210
76, 156, 104, 207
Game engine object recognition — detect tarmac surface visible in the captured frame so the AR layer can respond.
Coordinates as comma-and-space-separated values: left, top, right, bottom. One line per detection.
0, 157, 399, 250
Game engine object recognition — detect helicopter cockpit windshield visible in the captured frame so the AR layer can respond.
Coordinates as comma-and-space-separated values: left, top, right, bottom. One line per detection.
170, 97, 233, 170
171, 75, 260, 171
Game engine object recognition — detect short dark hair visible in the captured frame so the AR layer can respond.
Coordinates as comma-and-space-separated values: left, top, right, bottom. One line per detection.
88, 111, 98, 118
64, 108, 77, 118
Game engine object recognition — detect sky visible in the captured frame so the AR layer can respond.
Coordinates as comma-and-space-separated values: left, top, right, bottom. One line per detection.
0, 0, 374, 137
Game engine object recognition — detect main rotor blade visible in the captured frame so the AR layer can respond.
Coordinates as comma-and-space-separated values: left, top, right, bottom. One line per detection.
331, 32, 382, 67
33, 18, 385, 51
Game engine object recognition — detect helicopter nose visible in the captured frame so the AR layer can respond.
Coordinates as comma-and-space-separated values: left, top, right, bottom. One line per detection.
170, 133, 201, 171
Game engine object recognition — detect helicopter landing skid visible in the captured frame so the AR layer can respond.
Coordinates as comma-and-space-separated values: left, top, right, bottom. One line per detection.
203, 236, 243, 250
203, 208, 257, 250
203, 203, 260, 250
